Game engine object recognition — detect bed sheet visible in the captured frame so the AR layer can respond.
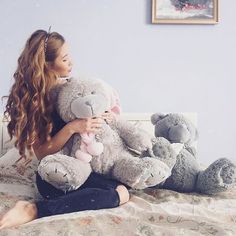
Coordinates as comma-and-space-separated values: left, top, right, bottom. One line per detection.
0, 176, 235, 236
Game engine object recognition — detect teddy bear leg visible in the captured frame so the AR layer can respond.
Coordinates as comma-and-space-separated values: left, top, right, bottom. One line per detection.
38, 153, 92, 192
142, 157, 172, 189
196, 158, 236, 194
112, 154, 171, 190
161, 149, 200, 192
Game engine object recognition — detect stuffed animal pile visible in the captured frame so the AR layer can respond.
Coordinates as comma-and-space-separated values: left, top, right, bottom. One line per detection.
38, 77, 236, 195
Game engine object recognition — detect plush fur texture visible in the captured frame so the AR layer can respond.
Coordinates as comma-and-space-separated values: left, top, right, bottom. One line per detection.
38, 153, 92, 192
151, 113, 236, 194
38, 78, 178, 191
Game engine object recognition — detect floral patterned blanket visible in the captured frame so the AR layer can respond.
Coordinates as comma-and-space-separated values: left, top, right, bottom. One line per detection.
0, 175, 236, 236
0, 148, 236, 235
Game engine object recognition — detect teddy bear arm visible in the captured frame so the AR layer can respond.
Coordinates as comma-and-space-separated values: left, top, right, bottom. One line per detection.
112, 118, 154, 153
111, 152, 171, 190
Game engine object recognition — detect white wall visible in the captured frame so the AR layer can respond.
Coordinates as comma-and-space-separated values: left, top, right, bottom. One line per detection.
0, 0, 235, 164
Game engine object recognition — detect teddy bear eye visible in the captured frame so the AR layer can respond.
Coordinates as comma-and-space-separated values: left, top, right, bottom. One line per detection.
91, 91, 96, 94
77, 92, 83, 96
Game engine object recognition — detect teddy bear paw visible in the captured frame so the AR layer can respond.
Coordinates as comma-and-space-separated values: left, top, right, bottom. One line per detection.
132, 158, 171, 189
196, 158, 236, 194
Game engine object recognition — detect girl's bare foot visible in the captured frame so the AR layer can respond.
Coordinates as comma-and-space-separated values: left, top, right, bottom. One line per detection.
0, 200, 38, 230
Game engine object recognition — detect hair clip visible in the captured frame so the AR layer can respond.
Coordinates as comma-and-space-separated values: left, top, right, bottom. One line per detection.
44, 26, 52, 53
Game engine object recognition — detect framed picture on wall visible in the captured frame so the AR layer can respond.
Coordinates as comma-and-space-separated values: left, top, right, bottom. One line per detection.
152, 0, 218, 24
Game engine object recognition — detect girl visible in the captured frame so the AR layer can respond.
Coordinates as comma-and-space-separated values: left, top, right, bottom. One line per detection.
0, 29, 129, 229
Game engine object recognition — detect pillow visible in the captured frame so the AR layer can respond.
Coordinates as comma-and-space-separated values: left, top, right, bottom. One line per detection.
0, 147, 42, 200
0, 147, 39, 183
0, 116, 15, 157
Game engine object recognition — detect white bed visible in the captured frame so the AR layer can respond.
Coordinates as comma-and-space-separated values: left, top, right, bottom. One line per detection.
0, 113, 235, 236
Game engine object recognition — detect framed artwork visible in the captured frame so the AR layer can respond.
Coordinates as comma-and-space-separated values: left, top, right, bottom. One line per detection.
152, 0, 218, 24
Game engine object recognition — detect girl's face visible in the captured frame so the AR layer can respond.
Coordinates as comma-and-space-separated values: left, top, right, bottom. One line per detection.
52, 42, 73, 78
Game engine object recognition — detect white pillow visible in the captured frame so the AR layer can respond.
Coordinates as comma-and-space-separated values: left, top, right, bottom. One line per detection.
0, 147, 20, 165
0, 147, 42, 200
0, 147, 39, 183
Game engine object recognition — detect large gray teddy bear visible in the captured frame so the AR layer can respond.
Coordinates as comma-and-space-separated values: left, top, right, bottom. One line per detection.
38, 77, 178, 192
38, 77, 236, 195
151, 113, 236, 194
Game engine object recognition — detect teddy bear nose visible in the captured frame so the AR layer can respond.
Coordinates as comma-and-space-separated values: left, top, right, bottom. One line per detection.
85, 101, 92, 106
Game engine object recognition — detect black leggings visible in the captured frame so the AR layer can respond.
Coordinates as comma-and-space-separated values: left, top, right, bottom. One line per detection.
35, 172, 121, 218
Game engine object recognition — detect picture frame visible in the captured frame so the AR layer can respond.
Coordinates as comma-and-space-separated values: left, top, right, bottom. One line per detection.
152, 0, 218, 24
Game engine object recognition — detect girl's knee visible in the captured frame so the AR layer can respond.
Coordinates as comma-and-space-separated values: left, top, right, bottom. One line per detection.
115, 185, 130, 205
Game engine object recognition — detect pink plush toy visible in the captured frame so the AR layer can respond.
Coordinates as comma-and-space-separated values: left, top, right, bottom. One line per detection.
75, 81, 121, 163
75, 133, 104, 162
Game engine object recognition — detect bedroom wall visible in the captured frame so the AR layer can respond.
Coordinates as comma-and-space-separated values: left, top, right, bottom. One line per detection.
0, 0, 235, 164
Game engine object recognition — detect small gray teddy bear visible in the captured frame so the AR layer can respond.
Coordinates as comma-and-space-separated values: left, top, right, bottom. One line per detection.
38, 78, 178, 191
151, 113, 236, 194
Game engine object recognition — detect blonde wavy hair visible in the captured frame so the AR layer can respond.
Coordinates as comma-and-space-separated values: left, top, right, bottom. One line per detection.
3, 29, 65, 166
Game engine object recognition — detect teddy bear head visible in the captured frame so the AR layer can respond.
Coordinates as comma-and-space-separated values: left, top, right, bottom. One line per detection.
151, 113, 198, 146
52, 77, 120, 122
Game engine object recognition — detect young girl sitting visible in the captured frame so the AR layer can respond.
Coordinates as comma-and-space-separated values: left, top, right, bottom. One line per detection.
0, 29, 129, 229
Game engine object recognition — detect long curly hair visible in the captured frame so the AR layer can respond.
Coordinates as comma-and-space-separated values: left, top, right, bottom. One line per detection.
3, 29, 65, 166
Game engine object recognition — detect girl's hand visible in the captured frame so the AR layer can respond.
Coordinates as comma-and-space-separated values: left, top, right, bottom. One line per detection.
68, 117, 104, 134
101, 110, 115, 124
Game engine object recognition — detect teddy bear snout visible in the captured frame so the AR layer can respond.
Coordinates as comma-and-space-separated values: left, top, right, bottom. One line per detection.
85, 100, 93, 107
70, 94, 109, 119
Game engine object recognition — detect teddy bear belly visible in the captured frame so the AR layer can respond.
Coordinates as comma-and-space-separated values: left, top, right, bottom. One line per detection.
92, 127, 125, 175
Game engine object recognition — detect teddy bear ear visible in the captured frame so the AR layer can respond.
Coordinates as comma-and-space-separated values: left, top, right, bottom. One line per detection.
151, 113, 166, 125
96, 78, 122, 115
110, 89, 121, 115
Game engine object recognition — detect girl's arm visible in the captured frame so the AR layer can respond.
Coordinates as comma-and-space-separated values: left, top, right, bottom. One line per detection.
33, 123, 74, 160
33, 117, 104, 160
